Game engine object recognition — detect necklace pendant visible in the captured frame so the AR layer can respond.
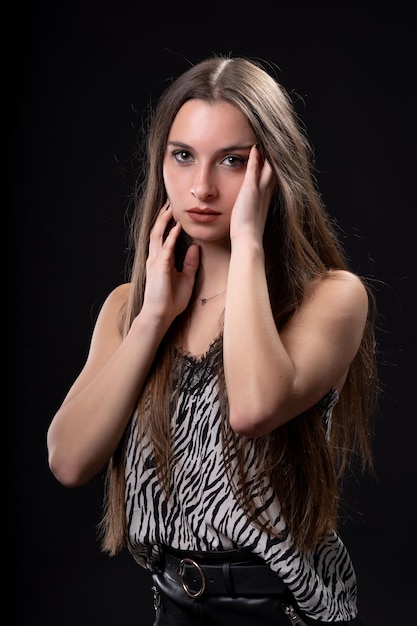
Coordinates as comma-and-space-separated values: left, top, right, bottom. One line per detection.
196, 289, 226, 306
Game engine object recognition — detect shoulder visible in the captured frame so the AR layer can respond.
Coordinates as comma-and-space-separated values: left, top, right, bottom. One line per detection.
102, 282, 132, 309
294, 270, 369, 325
309, 269, 369, 324
322, 269, 368, 304
93, 283, 133, 335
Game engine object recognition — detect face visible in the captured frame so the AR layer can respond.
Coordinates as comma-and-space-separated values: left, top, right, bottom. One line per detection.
163, 99, 257, 243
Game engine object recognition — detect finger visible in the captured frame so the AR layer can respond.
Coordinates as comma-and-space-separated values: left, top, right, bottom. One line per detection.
151, 203, 173, 236
182, 243, 200, 280
155, 200, 172, 224
148, 204, 174, 256
259, 158, 274, 190
158, 219, 182, 257
245, 144, 260, 178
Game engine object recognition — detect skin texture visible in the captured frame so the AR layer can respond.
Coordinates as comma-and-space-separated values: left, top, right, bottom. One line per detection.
47, 99, 369, 487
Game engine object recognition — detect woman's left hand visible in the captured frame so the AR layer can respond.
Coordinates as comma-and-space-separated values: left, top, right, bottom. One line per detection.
229, 144, 275, 243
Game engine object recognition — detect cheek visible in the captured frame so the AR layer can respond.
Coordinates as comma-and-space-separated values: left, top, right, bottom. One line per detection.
162, 163, 171, 195
163, 164, 184, 201
224, 178, 244, 208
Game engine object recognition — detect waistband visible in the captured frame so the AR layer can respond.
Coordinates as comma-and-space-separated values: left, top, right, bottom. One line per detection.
157, 546, 287, 599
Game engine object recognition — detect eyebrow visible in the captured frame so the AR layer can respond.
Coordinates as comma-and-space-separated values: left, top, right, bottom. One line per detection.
166, 140, 254, 152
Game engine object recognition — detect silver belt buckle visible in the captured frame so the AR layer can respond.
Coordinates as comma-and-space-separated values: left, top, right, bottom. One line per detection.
178, 557, 206, 598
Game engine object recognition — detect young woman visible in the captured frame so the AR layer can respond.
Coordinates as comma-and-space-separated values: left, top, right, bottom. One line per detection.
47, 55, 378, 625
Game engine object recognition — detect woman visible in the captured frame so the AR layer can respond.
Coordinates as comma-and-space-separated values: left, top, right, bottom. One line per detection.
47, 55, 378, 625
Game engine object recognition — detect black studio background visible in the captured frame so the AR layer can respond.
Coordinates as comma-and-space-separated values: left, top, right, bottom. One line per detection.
10, 4, 414, 625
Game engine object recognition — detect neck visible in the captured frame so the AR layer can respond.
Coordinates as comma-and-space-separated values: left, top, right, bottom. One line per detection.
194, 245, 230, 299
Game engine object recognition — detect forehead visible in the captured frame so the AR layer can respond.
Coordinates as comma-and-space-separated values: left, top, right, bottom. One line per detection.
167, 99, 256, 146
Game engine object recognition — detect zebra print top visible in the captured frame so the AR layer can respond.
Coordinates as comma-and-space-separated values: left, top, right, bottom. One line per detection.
125, 338, 358, 621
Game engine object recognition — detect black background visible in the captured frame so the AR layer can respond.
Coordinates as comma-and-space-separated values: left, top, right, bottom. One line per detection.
10, 3, 414, 625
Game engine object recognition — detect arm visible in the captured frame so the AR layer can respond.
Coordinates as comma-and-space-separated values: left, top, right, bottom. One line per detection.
223, 148, 368, 437
47, 204, 199, 487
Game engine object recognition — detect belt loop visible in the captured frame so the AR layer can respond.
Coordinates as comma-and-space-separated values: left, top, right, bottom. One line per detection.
222, 561, 235, 597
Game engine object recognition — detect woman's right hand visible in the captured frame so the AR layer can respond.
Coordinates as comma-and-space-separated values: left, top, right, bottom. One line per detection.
142, 202, 200, 321
47, 203, 199, 488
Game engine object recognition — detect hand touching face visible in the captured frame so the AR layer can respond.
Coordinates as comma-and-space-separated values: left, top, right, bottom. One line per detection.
228, 143, 275, 243
163, 99, 273, 245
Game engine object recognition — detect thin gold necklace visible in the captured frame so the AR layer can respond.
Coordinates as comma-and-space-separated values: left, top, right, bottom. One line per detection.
196, 289, 226, 306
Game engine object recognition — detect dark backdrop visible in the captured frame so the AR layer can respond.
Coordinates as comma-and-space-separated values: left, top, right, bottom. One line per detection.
10, 4, 414, 625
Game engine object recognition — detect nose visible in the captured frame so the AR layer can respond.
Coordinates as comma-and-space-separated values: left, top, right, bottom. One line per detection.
191, 165, 217, 200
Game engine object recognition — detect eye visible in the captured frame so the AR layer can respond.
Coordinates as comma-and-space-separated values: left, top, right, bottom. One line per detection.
172, 149, 194, 164
221, 155, 247, 168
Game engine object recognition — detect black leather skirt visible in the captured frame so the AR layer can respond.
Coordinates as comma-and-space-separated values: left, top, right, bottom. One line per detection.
150, 546, 364, 626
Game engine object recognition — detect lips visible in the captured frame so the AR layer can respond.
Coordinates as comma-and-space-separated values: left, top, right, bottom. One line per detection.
186, 208, 221, 223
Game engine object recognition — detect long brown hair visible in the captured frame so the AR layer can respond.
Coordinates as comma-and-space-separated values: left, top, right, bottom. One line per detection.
99, 55, 378, 555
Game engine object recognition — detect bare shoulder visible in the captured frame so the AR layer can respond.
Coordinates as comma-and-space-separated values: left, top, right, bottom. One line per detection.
98, 282, 132, 319
309, 269, 369, 323
103, 282, 132, 307
282, 270, 370, 380
292, 270, 369, 323
91, 282, 132, 342
59, 284, 134, 402
324, 269, 368, 302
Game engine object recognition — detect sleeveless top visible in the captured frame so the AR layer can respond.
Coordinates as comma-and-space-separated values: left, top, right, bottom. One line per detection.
125, 338, 358, 621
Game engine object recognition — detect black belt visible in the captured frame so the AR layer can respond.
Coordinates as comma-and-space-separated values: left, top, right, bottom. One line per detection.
159, 546, 287, 599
